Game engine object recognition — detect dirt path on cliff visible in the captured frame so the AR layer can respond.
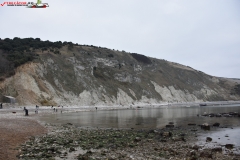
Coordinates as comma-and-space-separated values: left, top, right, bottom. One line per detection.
0, 117, 46, 160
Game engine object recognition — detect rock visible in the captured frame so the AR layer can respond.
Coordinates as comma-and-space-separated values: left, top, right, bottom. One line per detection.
67, 123, 73, 125
189, 150, 196, 156
200, 150, 213, 158
206, 137, 212, 142
69, 147, 75, 152
134, 137, 141, 142
209, 113, 215, 117
147, 139, 153, 142
200, 123, 210, 130
166, 124, 174, 128
188, 123, 196, 126
169, 122, 174, 125
180, 133, 186, 137
192, 145, 200, 150
172, 136, 185, 142
225, 144, 234, 149
202, 112, 208, 116
212, 147, 222, 152
77, 155, 89, 160
162, 132, 172, 137
213, 122, 220, 127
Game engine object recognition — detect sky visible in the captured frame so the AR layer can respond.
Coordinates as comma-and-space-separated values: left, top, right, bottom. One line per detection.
0, 0, 240, 78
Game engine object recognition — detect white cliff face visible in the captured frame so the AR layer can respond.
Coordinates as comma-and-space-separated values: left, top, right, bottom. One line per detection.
116, 88, 134, 105
129, 89, 137, 99
151, 81, 201, 102
95, 58, 118, 67
134, 64, 142, 72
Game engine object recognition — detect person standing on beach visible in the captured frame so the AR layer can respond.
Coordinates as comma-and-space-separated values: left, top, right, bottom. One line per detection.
0, 103, 2, 109
23, 107, 28, 116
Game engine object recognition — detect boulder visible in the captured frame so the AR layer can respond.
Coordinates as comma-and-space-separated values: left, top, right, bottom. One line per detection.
188, 123, 196, 126
225, 144, 234, 149
166, 124, 174, 128
201, 123, 210, 130
213, 122, 220, 127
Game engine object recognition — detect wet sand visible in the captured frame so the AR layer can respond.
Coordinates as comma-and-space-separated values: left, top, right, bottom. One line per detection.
0, 113, 46, 160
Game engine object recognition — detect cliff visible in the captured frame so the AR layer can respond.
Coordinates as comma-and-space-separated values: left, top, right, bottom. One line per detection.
0, 38, 239, 106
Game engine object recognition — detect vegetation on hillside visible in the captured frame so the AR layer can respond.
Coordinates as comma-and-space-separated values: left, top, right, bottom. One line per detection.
0, 37, 75, 81
233, 84, 240, 95
131, 53, 152, 64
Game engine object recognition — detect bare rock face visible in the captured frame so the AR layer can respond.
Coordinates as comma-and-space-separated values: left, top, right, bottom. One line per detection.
0, 44, 239, 106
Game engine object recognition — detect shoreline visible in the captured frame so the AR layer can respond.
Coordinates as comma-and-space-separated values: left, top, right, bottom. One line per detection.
0, 103, 240, 159
17, 122, 240, 160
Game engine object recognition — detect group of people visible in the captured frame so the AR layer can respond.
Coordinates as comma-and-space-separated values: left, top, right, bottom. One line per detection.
22, 105, 66, 116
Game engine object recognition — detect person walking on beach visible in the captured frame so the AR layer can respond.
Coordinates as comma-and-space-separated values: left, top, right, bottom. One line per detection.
95, 107, 98, 111
23, 107, 28, 116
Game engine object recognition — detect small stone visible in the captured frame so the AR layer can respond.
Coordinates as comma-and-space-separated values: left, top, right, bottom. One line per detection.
162, 132, 172, 137
206, 137, 212, 142
69, 147, 75, 152
134, 137, 141, 142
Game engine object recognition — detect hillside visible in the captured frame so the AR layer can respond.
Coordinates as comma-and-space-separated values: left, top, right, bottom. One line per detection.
0, 38, 239, 106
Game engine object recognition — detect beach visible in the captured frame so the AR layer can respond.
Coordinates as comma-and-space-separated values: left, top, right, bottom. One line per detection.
0, 104, 240, 159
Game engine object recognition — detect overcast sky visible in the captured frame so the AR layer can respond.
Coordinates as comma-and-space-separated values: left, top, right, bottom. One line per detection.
0, 0, 239, 78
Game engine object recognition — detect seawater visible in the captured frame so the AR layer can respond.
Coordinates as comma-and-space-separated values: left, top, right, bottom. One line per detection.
39, 104, 240, 129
